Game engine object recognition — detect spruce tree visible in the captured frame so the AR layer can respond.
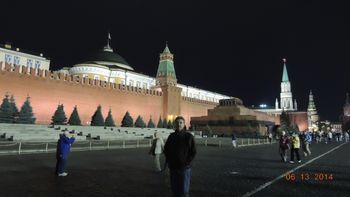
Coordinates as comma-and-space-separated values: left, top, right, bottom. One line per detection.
162, 118, 167, 128
18, 96, 36, 124
280, 110, 291, 134
0, 94, 14, 123
121, 111, 133, 127
68, 106, 81, 125
167, 119, 173, 129
147, 117, 155, 128
51, 104, 67, 125
10, 95, 19, 123
91, 105, 104, 126
135, 115, 146, 128
104, 109, 116, 127
157, 116, 163, 128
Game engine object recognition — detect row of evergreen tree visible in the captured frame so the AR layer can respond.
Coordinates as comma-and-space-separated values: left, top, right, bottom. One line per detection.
0, 94, 35, 124
0, 94, 174, 128
52, 104, 174, 128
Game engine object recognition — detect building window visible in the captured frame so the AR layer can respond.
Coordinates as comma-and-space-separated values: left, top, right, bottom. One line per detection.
14, 56, 20, 65
27, 59, 33, 68
5, 54, 12, 64
129, 80, 134, 86
35, 61, 41, 69
94, 75, 100, 80
143, 83, 148, 89
136, 81, 141, 88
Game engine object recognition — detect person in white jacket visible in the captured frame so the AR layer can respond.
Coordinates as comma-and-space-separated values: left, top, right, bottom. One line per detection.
152, 132, 164, 172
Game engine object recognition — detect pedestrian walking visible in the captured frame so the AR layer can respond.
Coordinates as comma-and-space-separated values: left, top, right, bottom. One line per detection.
231, 133, 237, 148
268, 132, 273, 144
149, 131, 165, 172
164, 116, 197, 197
303, 131, 312, 157
290, 133, 301, 163
279, 131, 289, 162
327, 132, 333, 144
344, 131, 349, 143
55, 131, 75, 177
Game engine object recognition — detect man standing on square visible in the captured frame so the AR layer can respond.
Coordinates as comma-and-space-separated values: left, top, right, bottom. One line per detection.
56, 131, 75, 177
164, 116, 197, 197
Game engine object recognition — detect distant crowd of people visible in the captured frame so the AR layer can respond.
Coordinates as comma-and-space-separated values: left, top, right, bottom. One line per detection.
278, 129, 349, 164
313, 130, 350, 144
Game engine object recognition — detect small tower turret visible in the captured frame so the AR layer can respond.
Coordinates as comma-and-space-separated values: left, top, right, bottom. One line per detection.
275, 98, 279, 109
307, 90, 319, 130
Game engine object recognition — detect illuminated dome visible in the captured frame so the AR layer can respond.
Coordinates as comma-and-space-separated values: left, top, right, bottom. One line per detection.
77, 48, 134, 71
73, 34, 134, 71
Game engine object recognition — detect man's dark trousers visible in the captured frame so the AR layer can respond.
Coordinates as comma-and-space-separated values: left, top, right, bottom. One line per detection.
57, 158, 67, 174
170, 167, 191, 197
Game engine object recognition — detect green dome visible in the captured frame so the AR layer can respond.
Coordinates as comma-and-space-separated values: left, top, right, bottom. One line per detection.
78, 48, 134, 71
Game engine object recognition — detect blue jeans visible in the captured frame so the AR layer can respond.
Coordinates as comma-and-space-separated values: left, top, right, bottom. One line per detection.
56, 158, 67, 174
170, 168, 191, 197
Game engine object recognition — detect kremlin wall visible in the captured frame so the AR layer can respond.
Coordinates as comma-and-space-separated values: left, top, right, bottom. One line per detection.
0, 62, 219, 126
0, 37, 310, 135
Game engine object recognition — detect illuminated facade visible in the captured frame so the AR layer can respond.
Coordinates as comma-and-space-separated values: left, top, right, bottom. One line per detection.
307, 90, 319, 130
0, 43, 50, 71
0, 34, 232, 126
59, 34, 229, 103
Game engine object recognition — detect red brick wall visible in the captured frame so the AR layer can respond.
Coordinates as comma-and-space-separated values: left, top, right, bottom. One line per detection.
181, 97, 218, 127
0, 64, 163, 125
288, 112, 308, 131
0, 63, 218, 126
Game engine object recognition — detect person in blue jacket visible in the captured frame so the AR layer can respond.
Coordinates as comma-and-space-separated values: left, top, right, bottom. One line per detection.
303, 130, 312, 157
55, 131, 75, 177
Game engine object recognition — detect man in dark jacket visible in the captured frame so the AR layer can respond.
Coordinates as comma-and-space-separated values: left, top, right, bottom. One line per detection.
56, 131, 75, 177
164, 116, 196, 197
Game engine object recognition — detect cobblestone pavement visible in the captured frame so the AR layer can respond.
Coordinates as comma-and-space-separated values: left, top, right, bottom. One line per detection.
0, 142, 349, 197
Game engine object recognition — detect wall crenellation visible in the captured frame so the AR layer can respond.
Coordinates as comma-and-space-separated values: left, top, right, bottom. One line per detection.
0, 62, 163, 97
182, 96, 217, 105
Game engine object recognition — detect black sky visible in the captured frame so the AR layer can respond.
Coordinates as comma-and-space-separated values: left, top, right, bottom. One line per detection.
1, 0, 349, 121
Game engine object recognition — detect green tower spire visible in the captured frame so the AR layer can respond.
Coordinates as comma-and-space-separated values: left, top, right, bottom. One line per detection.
163, 41, 171, 53
282, 58, 289, 82
156, 42, 177, 86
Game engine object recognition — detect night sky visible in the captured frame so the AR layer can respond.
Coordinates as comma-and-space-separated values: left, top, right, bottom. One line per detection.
1, 1, 349, 121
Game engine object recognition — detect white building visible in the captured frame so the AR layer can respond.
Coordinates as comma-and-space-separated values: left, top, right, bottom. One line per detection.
59, 34, 230, 103
0, 43, 50, 70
